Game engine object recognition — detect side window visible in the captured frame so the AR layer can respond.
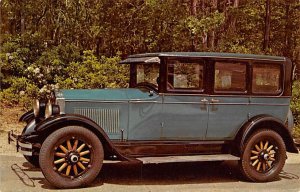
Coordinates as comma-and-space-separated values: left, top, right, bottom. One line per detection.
136, 64, 159, 86
252, 63, 281, 94
167, 60, 204, 90
214, 62, 247, 92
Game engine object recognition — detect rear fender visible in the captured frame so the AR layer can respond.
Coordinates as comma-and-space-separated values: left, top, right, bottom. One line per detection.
234, 115, 298, 155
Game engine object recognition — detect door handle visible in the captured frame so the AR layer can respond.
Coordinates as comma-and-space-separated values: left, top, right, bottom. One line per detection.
211, 98, 219, 103
200, 98, 208, 103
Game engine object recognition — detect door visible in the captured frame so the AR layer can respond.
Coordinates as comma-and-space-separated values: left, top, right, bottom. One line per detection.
162, 59, 208, 139
206, 61, 249, 139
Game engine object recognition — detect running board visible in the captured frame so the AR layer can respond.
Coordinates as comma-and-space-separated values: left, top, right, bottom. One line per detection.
137, 154, 240, 164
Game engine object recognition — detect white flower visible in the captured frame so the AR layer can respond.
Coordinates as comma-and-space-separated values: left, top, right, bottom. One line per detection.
19, 91, 25, 96
54, 84, 59, 89
34, 67, 40, 74
38, 73, 44, 78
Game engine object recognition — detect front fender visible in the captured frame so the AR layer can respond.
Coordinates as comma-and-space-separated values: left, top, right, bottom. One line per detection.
235, 115, 298, 154
19, 110, 34, 123
34, 114, 130, 161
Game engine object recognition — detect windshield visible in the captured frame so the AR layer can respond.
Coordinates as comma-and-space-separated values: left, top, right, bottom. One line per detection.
136, 64, 160, 87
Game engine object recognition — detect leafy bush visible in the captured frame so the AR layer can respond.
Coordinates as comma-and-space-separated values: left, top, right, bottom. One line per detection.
291, 80, 300, 138
0, 36, 129, 109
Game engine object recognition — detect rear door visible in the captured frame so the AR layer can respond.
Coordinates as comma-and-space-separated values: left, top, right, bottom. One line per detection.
206, 61, 249, 140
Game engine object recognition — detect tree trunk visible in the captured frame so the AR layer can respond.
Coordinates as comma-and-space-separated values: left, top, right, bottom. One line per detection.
190, 0, 198, 51
263, 0, 271, 52
190, 0, 197, 15
283, 3, 292, 57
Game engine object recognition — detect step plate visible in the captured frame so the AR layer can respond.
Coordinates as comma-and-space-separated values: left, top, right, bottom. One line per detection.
137, 154, 240, 164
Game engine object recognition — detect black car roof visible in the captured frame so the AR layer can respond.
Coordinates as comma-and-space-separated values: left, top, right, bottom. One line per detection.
120, 52, 286, 64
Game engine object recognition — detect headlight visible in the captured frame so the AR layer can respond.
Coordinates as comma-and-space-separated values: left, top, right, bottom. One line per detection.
45, 102, 60, 118
33, 99, 40, 117
33, 99, 46, 118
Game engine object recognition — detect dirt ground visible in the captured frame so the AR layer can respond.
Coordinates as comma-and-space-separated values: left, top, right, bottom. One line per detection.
0, 105, 26, 155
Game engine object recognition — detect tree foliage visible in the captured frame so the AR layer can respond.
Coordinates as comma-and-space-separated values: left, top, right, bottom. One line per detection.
0, 0, 300, 108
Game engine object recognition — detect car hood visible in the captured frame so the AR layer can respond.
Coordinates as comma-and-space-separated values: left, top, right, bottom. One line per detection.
56, 88, 156, 101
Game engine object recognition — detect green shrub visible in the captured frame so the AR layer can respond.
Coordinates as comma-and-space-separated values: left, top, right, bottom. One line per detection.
1, 39, 129, 108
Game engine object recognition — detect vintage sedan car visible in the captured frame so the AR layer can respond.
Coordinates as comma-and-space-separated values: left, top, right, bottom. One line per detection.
8, 52, 298, 188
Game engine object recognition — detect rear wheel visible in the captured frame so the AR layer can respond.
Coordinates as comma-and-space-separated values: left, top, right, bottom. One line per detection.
239, 129, 286, 182
39, 126, 104, 188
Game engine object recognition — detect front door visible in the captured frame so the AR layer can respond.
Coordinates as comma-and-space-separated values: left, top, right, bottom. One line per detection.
162, 59, 208, 139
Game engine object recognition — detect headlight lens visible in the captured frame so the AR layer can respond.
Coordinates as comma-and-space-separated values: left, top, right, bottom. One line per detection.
33, 99, 46, 118
45, 101, 60, 118
45, 102, 52, 118
33, 99, 40, 117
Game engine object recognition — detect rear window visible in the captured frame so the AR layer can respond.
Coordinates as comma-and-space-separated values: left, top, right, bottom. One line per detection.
252, 63, 281, 94
214, 62, 247, 92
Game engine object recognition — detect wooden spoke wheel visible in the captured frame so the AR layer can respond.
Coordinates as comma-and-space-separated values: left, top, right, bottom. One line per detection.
240, 129, 286, 182
39, 126, 104, 188
53, 137, 92, 177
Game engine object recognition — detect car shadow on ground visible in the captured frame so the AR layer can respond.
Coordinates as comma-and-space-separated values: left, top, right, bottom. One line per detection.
94, 160, 242, 186
11, 160, 299, 190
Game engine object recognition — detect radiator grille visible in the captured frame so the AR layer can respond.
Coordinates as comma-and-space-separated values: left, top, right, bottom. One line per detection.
74, 108, 120, 133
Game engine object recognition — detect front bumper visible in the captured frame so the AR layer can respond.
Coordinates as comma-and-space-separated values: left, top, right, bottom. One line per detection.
8, 131, 33, 156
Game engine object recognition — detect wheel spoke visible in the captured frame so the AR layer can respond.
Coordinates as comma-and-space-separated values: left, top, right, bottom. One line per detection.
77, 162, 86, 170
66, 165, 71, 176
73, 164, 78, 176
55, 152, 66, 158
58, 163, 68, 172
250, 155, 258, 160
252, 159, 259, 166
54, 158, 65, 164
267, 145, 273, 152
77, 144, 86, 153
255, 144, 261, 151
264, 141, 269, 150
67, 140, 72, 151
269, 157, 275, 161
257, 162, 261, 171
59, 145, 68, 153
73, 139, 79, 150
80, 157, 90, 162
266, 161, 271, 168
269, 151, 276, 156
260, 141, 263, 150
251, 150, 259, 155
262, 162, 266, 171
80, 150, 90, 156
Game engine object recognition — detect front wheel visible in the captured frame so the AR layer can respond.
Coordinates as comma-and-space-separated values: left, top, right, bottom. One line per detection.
239, 129, 286, 182
39, 126, 104, 188
24, 155, 40, 167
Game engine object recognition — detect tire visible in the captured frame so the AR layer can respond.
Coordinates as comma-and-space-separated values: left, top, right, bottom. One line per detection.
39, 126, 104, 188
24, 155, 40, 167
239, 129, 286, 182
